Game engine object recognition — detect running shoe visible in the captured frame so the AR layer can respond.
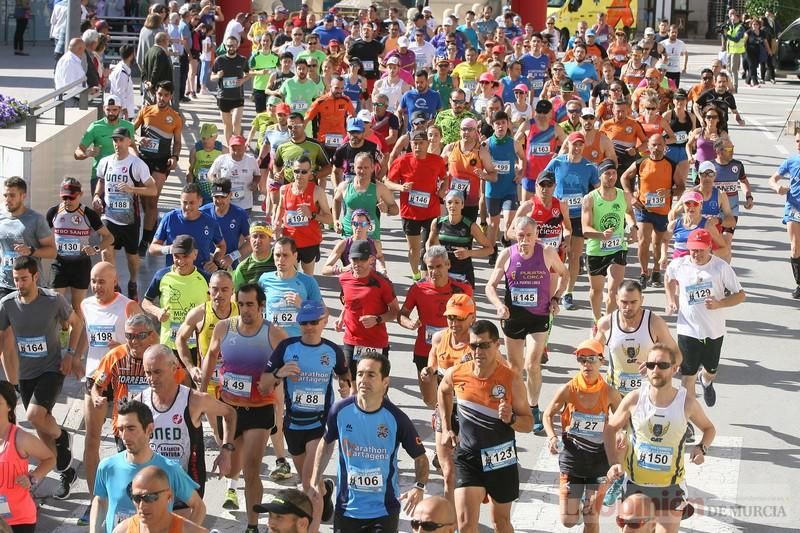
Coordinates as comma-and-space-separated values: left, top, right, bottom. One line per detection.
702, 381, 717, 407
78, 507, 91, 526
269, 458, 292, 481
792, 286, 800, 299
54, 467, 77, 500
222, 488, 240, 510
532, 406, 544, 433
55, 430, 72, 472
322, 478, 334, 522
650, 271, 664, 288
639, 273, 648, 290
561, 293, 577, 311
127, 281, 138, 301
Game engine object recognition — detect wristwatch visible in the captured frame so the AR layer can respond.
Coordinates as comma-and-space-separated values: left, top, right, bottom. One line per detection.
413, 481, 425, 491
222, 443, 236, 452
375, 315, 383, 324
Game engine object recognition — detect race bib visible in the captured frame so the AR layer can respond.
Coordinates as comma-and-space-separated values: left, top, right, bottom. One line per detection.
644, 192, 665, 208
140, 137, 160, 153
674, 131, 688, 144
408, 190, 431, 208
286, 209, 309, 227
636, 442, 674, 471
462, 80, 477, 93
107, 192, 131, 212
361, 60, 375, 72
17, 336, 47, 358
715, 182, 739, 194
568, 411, 605, 438
231, 184, 247, 201
449, 272, 467, 282
291, 101, 308, 112
530, 143, 550, 155
564, 193, 583, 216
539, 236, 561, 248
209, 361, 222, 385
222, 76, 239, 89
271, 305, 297, 326
686, 281, 712, 306
510, 287, 538, 307
0, 495, 11, 519
531, 78, 544, 89
1, 250, 18, 272
325, 133, 344, 147
292, 388, 325, 410
197, 167, 209, 181
349, 466, 383, 492
352, 345, 379, 361
614, 54, 627, 62
170, 322, 196, 348
223, 372, 253, 397
425, 325, 445, 345
601, 236, 623, 251
127, 381, 148, 399
89, 325, 115, 348
57, 237, 82, 256
481, 440, 517, 472
450, 177, 470, 193
494, 161, 511, 173
618, 372, 643, 393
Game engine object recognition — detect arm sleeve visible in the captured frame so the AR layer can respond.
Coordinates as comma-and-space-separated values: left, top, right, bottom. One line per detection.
56, 294, 73, 323
212, 221, 224, 245
80, 125, 94, 147
0, 304, 9, 330
93, 461, 109, 498
329, 341, 348, 376
34, 215, 53, 242
153, 214, 170, 243
721, 263, 743, 293
304, 275, 322, 302
401, 284, 418, 313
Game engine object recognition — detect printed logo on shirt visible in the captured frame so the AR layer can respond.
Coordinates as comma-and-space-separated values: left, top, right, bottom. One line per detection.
376, 423, 390, 439
320, 354, 330, 366
491, 384, 506, 400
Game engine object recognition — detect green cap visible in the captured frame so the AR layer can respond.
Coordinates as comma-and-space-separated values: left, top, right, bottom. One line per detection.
200, 123, 218, 139
268, 95, 283, 105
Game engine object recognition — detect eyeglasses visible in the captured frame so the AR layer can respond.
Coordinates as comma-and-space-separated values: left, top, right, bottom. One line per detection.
130, 489, 168, 504
352, 220, 370, 227
704, 114, 719, 119
125, 331, 151, 341
469, 340, 494, 350
577, 355, 601, 364
445, 315, 468, 321
411, 520, 455, 531
299, 319, 320, 326
644, 361, 672, 370
568, 109, 581, 114
616, 516, 650, 529
538, 180, 555, 187
684, 201, 700, 207
460, 127, 475, 132
293, 169, 311, 174
446, 40, 456, 44
412, 120, 426, 126
700, 170, 716, 176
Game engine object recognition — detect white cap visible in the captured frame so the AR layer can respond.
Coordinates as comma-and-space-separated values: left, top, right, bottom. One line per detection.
356, 109, 372, 122
644, 27, 655, 35
397, 36, 409, 48
698, 161, 717, 174
581, 107, 596, 117
422, 6, 432, 13
104, 93, 122, 106
387, 56, 400, 65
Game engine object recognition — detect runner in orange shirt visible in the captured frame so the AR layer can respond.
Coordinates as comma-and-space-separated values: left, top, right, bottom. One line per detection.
599, 99, 647, 175
304, 77, 355, 160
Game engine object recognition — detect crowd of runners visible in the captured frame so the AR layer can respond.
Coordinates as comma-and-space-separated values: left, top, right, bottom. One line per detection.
3, 2, 800, 533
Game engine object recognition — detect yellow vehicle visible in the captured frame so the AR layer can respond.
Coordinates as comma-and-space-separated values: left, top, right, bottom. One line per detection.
547, 0, 639, 48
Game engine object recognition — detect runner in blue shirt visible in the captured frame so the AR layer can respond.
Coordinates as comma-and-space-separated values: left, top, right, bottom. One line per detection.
520, 35, 551, 97
564, 44, 599, 104
309, 352, 429, 532
199, 179, 250, 270
148, 183, 225, 270
768, 132, 800, 298
399, 71, 442, 131
258, 237, 323, 337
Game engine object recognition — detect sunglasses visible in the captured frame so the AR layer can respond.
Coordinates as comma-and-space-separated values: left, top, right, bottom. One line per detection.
568, 109, 581, 114
645, 361, 672, 370
352, 220, 370, 227
289, 124, 305, 129
446, 315, 468, 321
451, 99, 465, 105
412, 120, 426, 126
293, 169, 311, 174
125, 331, 150, 341
460, 127, 475, 132
373, 102, 386, 107
577, 355, 601, 364
411, 520, 455, 531
616, 516, 650, 529
538, 180, 555, 187
130, 489, 168, 504
513, 90, 525, 94
469, 341, 494, 350
299, 319, 320, 326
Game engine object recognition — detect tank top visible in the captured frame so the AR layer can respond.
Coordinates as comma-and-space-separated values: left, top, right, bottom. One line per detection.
486, 133, 517, 199
380, 77, 405, 113
621, 63, 646, 91
526, 119, 557, 179
605, 309, 654, 395
509, 102, 532, 127
281, 182, 322, 248
561, 374, 611, 450
432, 329, 473, 377
586, 188, 628, 257
269, 70, 294, 91
672, 215, 707, 258
192, 148, 222, 183
638, 119, 663, 142
701, 187, 721, 218
668, 109, 693, 146
582, 130, 604, 164
343, 76, 364, 111
626, 382, 687, 486
81, 293, 136, 379
197, 300, 239, 392
431, 74, 454, 106
127, 514, 186, 533
219, 317, 275, 407
0, 425, 37, 526
636, 157, 676, 215
447, 142, 483, 207
694, 130, 717, 164
435, 216, 474, 283
142, 385, 205, 488
51, 205, 94, 260
504, 243, 550, 316
530, 195, 565, 249
342, 181, 380, 239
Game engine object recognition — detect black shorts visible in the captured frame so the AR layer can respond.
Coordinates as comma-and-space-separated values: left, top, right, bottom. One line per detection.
570, 216, 584, 238
219, 404, 275, 439
19, 371, 65, 412
52, 257, 92, 289
454, 448, 520, 504
283, 425, 325, 457
342, 344, 389, 384
297, 244, 321, 264
587, 250, 628, 277
678, 334, 724, 376
106, 220, 140, 255
462, 205, 479, 223
558, 437, 609, 481
253, 89, 267, 113
413, 354, 428, 373
401, 217, 435, 237
623, 481, 687, 512
142, 157, 170, 174
560, 472, 606, 502
218, 98, 244, 113
334, 513, 399, 533
486, 195, 519, 217
501, 307, 550, 340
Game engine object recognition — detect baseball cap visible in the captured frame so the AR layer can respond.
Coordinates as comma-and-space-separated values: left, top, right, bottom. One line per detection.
444, 294, 476, 318
329, 38, 340, 46
229, 135, 246, 147
346, 117, 365, 132
698, 161, 717, 174
253, 489, 312, 520
644, 27, 655, 35
537, 170, 556, 184
444, 19, 453, 26
574, 339, 604, 356
512, 36, 524, 44
211, 179, 232, 197
60, 177, 82, 198
249, 222, 273, 237
267, 95, 283, 105
513, 83, 529, 93
348, 239, 372, 260
437, 57, 451, 65
410, 110, 430, 123
296, 300, 326, 322
324, 14, 334, 22
681, 191, 703, 204
386, 56, 401, 65
103, 93, 122, 107
178, 4, 189, 15
171, 235, 195, 255
95, 19, 109, 30
356, 109, 372, 122
491, 45, 505, 54
645, 67, 661, 78
567, 131, 586, 144
275, 103, 291, 115
687, 228, 713, 249
674, 88, 688, 100
199, 123, 218, 138
586, 29, 596, 37
479, 72, 497, 84
422, 6, 432, 13
410, 129, 428, 141
560, 78, 574, 91
581, 107, 596, 117
398, 36, 409, 48
111, 127, 131, 139
535, 99, 553, 114
597, 159, 617, 174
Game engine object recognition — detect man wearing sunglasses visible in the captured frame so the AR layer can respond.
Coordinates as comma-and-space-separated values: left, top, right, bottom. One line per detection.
604, 343, 716, 533
616, 493, 657, 531
543, 339, 622, 531
434, 89, 480, 145
273, 113, 332, 193
411, 495, 456, 532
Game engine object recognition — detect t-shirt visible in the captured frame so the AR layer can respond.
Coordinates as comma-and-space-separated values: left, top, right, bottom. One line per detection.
96, 154, 154, 226
331, 141, 381, 181
207, 154, 260, 210
232, 253, 275, 289
144, 267, 210, 349
258, 271, 321, 338
323, 396, 425, 520
408, 40, 436, 71
388, 153, 447, 220
401, 280, 472, 356
153, 210, 224, 268
296, 49, 327, 76
212, 54, 249, 101
666, 255, 743, 339
0, 209, 52, 289
544, 155, 600, 218
94, 452, 199, 533
452, 61, 487, 96
347, 39, 385, 79
312, 25, 347, 47
280, 78, 323, 135
199, 203, 249, 267
661, 39, 686, 73
0, 289, 72, 380
274, 138, 330, 183
695, 89, 738, 122
399, 89, 442, 130
249, 51, 279, 91
339, 271, 396, 348
80, 118, 136, 179
778, 154, 800, 219
519, 54, 550, 93
564, 61, 598, 103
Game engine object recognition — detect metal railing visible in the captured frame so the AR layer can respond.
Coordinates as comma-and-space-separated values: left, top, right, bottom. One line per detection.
25, 76, 92, 143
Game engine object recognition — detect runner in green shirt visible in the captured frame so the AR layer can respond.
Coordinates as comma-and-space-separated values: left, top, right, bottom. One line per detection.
189, 123, 225, 204
296, 34, 327, 77
232, 223, 276, 289
273, 113, 332, 184
75, 94, 135, 191
434, 88, 480, 145
279, 58, 322, 136
249, 33, 279, 113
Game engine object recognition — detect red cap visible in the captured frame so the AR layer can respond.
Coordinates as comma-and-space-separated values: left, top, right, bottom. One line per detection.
479, 72, 497, 84
275, 103, 291, 115
567, 132, 586, 144
491, 45, 506, 54
687, 228, 713, 249
229, 135, 246, 146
